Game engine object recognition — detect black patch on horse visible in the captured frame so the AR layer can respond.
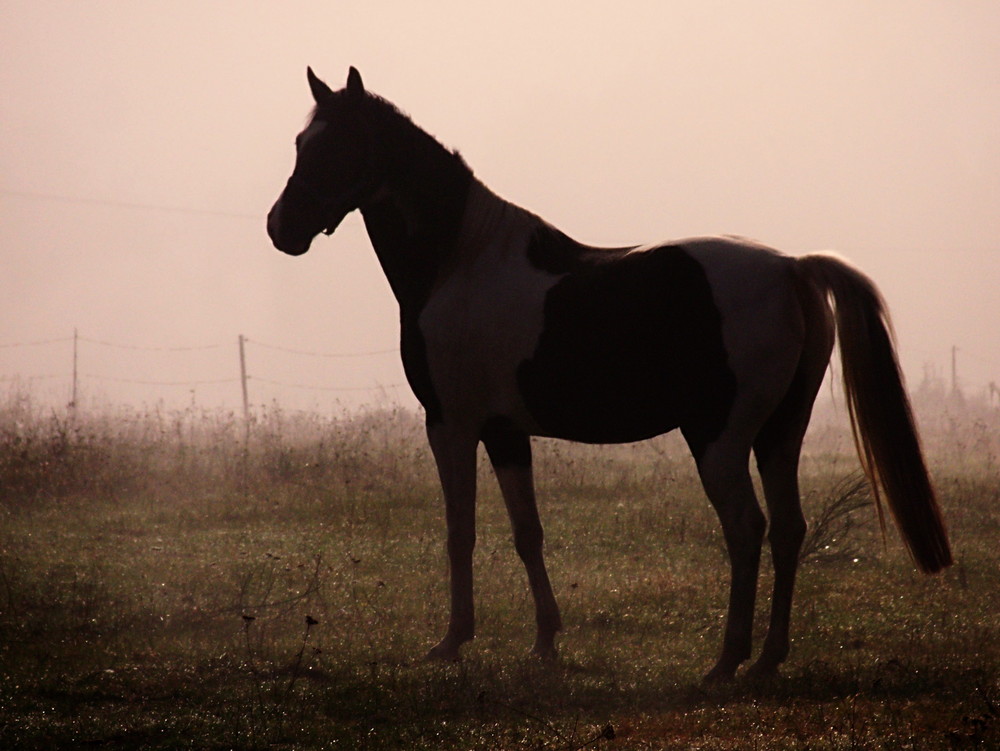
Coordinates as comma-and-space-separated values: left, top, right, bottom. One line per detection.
481, 416, 532, 468
518, 244, 737, 447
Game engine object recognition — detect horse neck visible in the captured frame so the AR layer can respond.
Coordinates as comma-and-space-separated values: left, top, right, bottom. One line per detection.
454, 180, 537, 258
360, 109, 473, 312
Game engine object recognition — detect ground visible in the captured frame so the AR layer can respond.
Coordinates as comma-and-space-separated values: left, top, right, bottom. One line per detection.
1, 397, 997, 749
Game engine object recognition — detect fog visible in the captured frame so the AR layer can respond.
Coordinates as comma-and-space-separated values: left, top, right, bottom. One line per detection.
2, 2, 998, 414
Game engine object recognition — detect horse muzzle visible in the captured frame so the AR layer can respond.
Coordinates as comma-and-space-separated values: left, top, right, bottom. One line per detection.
267, 201, 317, 256
267, 190, 352, 255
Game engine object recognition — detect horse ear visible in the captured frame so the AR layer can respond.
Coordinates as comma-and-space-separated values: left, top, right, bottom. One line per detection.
307, 67, 334, 103
346, 66, 365, 98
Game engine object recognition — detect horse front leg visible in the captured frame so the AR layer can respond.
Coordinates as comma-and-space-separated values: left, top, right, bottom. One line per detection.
425, 422, 478, 661
481, 418, 562, 659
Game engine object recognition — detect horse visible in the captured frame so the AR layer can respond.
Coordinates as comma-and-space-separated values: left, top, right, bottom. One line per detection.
267, 67, 952, 682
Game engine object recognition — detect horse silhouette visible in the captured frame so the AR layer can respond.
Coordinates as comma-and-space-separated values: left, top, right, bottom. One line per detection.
267, 68, 951, 682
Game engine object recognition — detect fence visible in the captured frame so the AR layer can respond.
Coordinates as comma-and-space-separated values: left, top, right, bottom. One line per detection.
2, 330, 998, 413
0, 330, 408, 415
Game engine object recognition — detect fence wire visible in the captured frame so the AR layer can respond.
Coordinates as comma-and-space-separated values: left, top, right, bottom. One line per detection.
0, 331, 405, 397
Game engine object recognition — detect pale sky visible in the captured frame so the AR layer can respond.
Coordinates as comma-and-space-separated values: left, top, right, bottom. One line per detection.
2, 1, 998, 412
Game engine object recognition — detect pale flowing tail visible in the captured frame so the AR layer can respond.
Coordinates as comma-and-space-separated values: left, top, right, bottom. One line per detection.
797, 253, 953, 573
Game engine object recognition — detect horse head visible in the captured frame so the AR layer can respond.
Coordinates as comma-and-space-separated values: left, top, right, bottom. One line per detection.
267, 67, 381, 255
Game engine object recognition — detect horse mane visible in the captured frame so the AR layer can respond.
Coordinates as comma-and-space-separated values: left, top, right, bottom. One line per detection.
312, 90, 471, 176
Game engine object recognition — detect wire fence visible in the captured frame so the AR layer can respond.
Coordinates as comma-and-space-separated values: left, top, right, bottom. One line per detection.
243, 337, 398, 359
0, 331, 408, 411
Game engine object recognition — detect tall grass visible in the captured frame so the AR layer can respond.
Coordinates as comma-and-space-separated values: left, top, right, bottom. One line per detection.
1, 390, 998, 749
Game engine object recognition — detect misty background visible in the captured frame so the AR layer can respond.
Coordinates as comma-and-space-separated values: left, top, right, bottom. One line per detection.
2, 1, 998, 415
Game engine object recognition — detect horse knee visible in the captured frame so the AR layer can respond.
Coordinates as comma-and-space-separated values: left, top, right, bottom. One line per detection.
720, 504, 766, 552
784, 514, 807, 545
743, 507, 768, 559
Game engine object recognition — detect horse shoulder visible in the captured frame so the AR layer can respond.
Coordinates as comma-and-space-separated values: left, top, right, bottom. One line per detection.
417, 212, 561, 424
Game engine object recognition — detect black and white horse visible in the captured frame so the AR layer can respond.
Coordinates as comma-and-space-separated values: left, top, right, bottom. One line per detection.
267, 68, 951, 682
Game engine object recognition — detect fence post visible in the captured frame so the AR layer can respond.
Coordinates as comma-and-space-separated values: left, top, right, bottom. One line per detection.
70, 328, 78, 410
238, 334, 249, 421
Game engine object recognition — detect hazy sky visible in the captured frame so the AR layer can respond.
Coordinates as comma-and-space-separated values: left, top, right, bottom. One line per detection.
2, 1, 998, 412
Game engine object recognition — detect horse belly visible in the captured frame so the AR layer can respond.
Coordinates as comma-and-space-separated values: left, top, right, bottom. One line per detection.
518, 244, 738, 445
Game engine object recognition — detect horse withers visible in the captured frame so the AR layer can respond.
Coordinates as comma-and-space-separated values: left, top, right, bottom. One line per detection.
267, 67, 952, 682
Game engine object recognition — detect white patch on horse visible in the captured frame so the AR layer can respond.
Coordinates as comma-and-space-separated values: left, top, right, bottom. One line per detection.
685, 238, 805, 437
419, 180, 561, 429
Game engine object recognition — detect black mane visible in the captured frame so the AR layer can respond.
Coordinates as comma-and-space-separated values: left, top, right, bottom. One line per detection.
313, 90, 471, 178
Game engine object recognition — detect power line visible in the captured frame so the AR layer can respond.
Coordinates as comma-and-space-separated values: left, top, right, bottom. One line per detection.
6, 188, 997, 255
0, 336, 73, 349
0, 186, 367, 235
79, 335, 224, 352
0, 187, 259, 221
0, 373, 66, 381
84, 373, 240, 387
245, 337, 399, 358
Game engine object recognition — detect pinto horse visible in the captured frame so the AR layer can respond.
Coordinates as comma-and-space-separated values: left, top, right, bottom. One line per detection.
267, 68, 952, 682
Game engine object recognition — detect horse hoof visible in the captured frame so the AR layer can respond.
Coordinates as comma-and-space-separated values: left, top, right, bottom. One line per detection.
531, 643, 558, 662
425, 643, 462, 662
701, 663, 738, 685
744, 660, 781, 682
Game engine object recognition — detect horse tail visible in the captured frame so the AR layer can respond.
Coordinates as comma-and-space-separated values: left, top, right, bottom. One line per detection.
796, 253, 953, 573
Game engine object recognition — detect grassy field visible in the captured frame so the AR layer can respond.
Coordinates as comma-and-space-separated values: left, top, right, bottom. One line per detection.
1, 392, 998, 749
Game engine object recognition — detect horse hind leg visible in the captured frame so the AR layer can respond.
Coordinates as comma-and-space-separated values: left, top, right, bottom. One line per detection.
748, 303, 833, 678
688, 434, 767, 683
747, 419, 809, 678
